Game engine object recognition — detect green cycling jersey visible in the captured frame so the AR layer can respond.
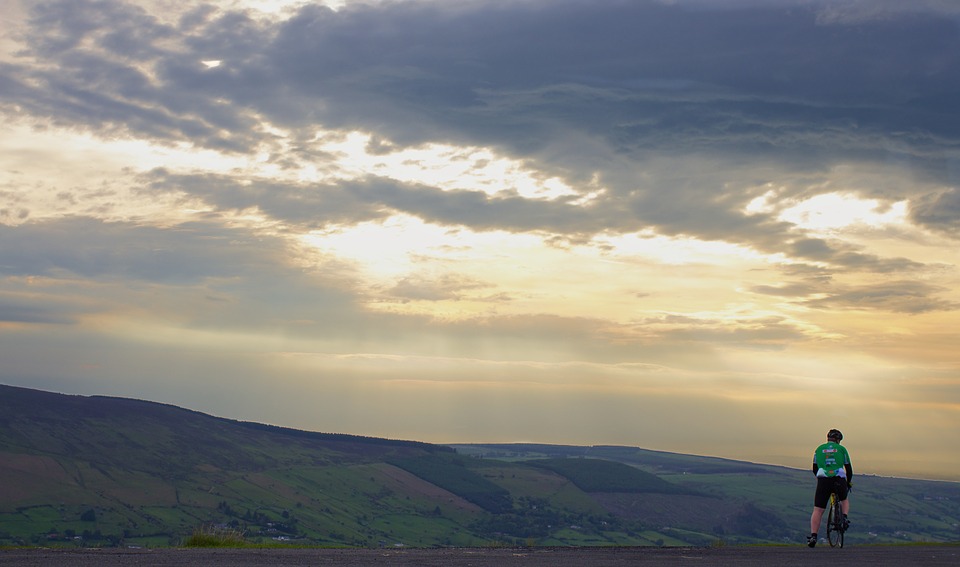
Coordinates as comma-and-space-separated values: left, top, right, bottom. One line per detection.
813, 441, 850, 478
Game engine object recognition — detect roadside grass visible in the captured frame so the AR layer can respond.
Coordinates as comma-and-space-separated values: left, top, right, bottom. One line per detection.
182, 525, 250, 548
180, 524, 360, 549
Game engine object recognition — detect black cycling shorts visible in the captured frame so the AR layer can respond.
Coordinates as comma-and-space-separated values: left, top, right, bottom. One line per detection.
814, 476, 848, 509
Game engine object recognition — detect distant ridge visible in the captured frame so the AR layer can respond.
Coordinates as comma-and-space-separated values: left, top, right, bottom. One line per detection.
230, 420, 449, 452
455, 442, 784, 474
2, 383, 443, 452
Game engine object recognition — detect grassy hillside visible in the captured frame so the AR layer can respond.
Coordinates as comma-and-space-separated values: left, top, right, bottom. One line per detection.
456, 443, 960, 545
529, 457, 695, 494
2, 385, 958, 548
0, 385, 465, 548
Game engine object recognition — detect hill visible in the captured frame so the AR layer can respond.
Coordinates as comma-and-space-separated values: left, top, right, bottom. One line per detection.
2, 385, 958, 548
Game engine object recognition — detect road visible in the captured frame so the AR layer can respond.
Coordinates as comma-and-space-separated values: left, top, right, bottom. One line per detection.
2, 545, 958, 566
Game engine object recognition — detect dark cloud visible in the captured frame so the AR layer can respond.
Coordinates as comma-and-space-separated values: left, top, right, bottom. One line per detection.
631, 313, 808, 350
22, 0, 172, 58
8, 1, 267, 151
751, 241, 959, 312
142, 170, 391, 229
1, 0, 956, 297
3, 0, 957, 247
911, 188, 960, 236
250, 0, 960, 198
751, 273, 958, 314
0, 216, 290, 283
141, 168, 636, 236
803, 280, 959, 314
9, 0, 959, 169
386, 274, 492, 302
788, 238, 927, 272
0, 206, 31, 222
0, 296, 76, 324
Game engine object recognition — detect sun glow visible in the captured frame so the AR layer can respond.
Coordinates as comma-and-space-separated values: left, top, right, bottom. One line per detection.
312, 131, 586, 201
594, 231, 786, 266
297, 214, 801, 323
749, 190, 910, 233
301, 215, 458, 280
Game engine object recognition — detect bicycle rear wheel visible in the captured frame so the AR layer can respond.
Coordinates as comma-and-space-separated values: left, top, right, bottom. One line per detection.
826, 494, 844, 547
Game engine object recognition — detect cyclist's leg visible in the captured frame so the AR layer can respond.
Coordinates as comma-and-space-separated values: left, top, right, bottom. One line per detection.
810, 506, 825, 534
810, 477, 831, 541
835, 477, 851, 528
836, 477, 850, 516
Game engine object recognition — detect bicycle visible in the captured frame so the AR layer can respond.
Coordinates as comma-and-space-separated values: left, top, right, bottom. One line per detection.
826, 488, 846, 547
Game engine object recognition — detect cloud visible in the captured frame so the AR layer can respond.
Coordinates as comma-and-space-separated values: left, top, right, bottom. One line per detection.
386, 274, 493, 302
911, 188, 960, 236
803, 280, 959, 314
788, 238, 928, 273
752, 264, 958, 314
0, 216, 288, 283
631, 314, 810, 350
0, 295, 77, 325
10, 1, 960, 161
751, 282, 821, 298
5, 0, 957, 248
811, 0, 960, 24
142, 170, 391, 229
0, 216, 377, 344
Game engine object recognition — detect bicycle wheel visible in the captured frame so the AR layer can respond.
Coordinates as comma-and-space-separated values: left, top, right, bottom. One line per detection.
826, 493, 843, 547
836, 497, 845, 549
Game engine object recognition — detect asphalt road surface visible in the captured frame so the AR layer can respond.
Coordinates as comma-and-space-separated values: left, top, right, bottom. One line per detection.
2, 546, 959, 566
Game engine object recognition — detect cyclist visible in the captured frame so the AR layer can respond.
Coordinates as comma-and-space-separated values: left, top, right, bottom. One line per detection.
807, 428, 852, 548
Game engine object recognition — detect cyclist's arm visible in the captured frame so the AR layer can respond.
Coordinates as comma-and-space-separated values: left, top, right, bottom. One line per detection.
812, 462, 818, 475
844, 447, 853, 483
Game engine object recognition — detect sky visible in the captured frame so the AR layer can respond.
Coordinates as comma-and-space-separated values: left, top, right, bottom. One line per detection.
1, 0, 959, 481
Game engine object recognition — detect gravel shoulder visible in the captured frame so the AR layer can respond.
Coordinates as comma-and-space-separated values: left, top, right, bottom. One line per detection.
2, 545, 958, 567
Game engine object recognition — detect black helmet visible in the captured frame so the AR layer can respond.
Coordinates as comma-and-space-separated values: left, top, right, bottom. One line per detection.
827, 429, 843, 441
